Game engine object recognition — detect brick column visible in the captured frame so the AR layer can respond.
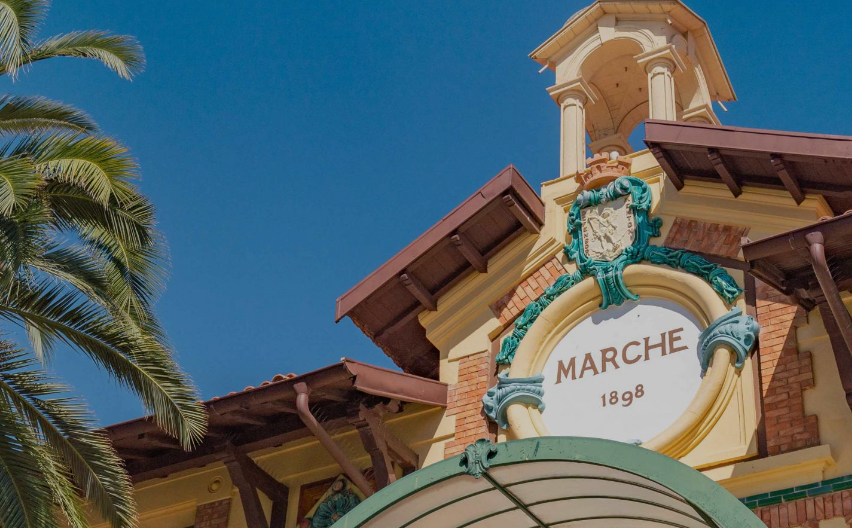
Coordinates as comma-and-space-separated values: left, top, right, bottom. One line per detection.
756, 281, 819, 455
194, 498, 231, 528
444, 351, 492, 458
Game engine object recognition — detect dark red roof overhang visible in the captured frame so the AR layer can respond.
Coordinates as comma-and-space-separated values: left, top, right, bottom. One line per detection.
644, 119, 852, 213
105, 359, 447, 482
335, 165, 545, 378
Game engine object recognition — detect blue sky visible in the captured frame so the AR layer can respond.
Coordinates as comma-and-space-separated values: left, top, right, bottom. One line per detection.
7, 0, 851, 425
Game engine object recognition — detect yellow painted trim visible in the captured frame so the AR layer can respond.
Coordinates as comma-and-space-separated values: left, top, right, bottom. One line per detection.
505, 264, 739, 459
420, 234, 564, 352
661, 180, 831, 232
704, 445, 835, 498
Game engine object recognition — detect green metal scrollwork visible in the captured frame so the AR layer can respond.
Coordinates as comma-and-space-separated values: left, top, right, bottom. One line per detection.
482, 371, 545, 429
698, 307, 760, 373
495, 270, 584, 365
461, 438, 498, 479
565, 176, 661, 309
642, 245, 743, 303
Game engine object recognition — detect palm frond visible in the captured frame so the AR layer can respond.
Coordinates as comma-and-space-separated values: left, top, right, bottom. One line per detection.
0, 201, 53, 289
0, 399, 60, 528
0, 155, 37, 214
43, 182, 168, 318
88, 227, 167, 321
0, 193, 50, 302
34, 445, 88, 528
0, 95, 98, 135
28, 244, 111, 303
12, 132, 139, 204
0, 346, 137, 527
44, 182, 154, 248
0, 278, 206, 447
21, 30, 144, 80
0, 0, 47, 77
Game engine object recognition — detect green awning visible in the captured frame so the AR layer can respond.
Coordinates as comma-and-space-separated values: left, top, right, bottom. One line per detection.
336, 437, 762, 528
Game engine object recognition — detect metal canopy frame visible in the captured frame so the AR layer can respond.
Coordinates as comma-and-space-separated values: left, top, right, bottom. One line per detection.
335, 437, 764, 528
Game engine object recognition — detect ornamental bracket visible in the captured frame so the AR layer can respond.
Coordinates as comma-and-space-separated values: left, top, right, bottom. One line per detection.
461, 439, 498, 479
482, 372, 545, 430
697, 307, 760, 374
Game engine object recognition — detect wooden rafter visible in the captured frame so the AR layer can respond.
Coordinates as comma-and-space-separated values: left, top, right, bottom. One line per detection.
225, 449, 289, 528
314, 388, 351, 403
361, 406, 419, 469
136, 434, 180, 450
225, 455, 270, 528
221, 412, 268, 427
649, 145, 684, 189
350, 413, 395, 489
350, 404, 419, 490
707, 148, 742, 197
399, 272, 437, 311
770, 154, 806, 205
451, 232, 487, 273
503, 194, 541, 234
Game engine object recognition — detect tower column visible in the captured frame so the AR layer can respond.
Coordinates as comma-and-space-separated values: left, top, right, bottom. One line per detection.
646, 58, 677, 120
548, 79, 597, 177
559, 91, 587, 176
635, 45, 685, 122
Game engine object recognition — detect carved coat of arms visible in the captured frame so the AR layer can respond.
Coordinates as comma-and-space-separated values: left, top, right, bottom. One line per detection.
580, 195, 635, 262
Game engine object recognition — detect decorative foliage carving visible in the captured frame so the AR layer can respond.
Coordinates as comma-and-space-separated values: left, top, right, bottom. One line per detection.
460, 438, 498, 479
565, 176, 661, 309
697, 307, 760, 373
495, 270, 584, 365
482, 371, 545, 429
642, 245, 743, 303
495, 176, 745, 365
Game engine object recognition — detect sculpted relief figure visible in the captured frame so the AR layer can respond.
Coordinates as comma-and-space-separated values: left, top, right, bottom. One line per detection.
581, 196, 636, 262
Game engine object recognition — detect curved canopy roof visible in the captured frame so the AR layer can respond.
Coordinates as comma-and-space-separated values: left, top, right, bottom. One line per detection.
336, 437, 762, 528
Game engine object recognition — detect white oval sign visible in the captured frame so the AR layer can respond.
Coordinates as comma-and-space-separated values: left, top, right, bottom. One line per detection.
541, 298, 703, 443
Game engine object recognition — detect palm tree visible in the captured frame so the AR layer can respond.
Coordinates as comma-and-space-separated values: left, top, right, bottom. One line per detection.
0, 2, 206, 527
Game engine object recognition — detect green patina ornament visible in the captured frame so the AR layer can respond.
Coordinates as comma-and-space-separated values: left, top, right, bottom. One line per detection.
565, 176, 661, 309
308, 480, 362, 528
482, 371, 545, 430
642, 245, 743, 304
461, 438, 498, 479
495, 176, 746, 366
698, 306, 760, 373
494, 269, 583, 364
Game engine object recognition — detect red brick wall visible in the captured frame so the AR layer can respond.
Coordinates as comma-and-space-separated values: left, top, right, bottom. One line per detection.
753, 491, 852, 527
490, 256, 567, 326
194, 498, 231, 528
756, 281, 819, 455
444, 351, 492, 458
663, 217, 749, 258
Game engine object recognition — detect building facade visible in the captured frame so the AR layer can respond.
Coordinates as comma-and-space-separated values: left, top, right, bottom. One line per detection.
102, 1, 852, 527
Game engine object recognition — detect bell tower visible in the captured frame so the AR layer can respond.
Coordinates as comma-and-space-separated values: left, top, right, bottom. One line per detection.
531, 0, 736, 177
